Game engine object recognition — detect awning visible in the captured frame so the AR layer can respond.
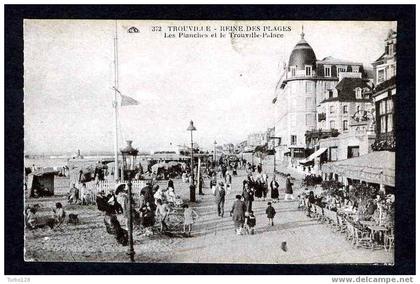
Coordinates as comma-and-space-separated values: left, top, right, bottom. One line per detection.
299, 148, 327, 165
321, 151, 395, 187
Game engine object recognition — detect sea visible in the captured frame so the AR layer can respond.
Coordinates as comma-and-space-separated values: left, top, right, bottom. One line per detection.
24, 156, 114, 169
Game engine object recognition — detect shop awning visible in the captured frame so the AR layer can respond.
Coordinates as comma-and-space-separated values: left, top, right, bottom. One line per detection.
321, 151, 395, 187
299, 147, 327, 165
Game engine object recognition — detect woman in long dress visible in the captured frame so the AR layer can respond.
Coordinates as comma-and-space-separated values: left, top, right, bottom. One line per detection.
254, 177, 263, 200
270, 175, 280, 202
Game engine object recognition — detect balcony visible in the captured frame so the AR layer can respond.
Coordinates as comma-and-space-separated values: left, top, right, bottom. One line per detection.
374, 76, 396, 95
305, 129, 340, 149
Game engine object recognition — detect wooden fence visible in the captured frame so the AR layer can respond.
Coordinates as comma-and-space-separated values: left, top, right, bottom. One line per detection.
84, 180, 147, 195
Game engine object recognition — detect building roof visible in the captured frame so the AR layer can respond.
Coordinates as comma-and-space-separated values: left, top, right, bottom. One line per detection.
335, 77, 370, 93
288, 32, 317, 70
372, 52, 386, 65
317, 56, 362, 66
30, 169, 59, 177
321, 77, 372, 103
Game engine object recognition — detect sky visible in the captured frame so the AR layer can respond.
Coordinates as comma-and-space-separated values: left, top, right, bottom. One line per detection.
24, 20, 396, 154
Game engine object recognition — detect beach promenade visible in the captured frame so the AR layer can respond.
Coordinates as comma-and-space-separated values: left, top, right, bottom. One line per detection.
24, 158, 393, 264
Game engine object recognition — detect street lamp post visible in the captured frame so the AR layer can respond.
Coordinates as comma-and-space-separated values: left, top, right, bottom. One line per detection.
120, 140, 138, 263
213, 140, 217, 167
269, 136, 282, 174
187, 120, 197, 202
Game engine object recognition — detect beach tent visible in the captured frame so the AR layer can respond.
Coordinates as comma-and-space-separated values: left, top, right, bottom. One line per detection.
151, 162, 168, 173
27, 169, 58, 197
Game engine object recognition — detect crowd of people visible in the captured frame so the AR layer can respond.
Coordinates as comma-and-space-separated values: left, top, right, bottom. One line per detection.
94, 178, 193, 242
68, 183, 95, 205
298, 182, 395, 229
208, 161, 294, 235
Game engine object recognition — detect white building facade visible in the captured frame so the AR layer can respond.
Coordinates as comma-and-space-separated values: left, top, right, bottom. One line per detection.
273, 30, 369, 167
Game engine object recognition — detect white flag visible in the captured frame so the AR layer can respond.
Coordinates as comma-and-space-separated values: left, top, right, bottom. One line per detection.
112, 87, 139, 107
120, 94, 139, 106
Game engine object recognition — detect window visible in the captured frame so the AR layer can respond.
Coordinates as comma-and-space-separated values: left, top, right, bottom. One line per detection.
318, 113, 326, 122
379, 101, 386, 115
348, 146, 360, 158
387, 99, 394, 113
380, 116, 387, 133
290, 66, 296, 77
328, 90, 333, 99
343, 105, 348, 114
305, 65, 312, 76
330, 120, 336, 129
305, 81, 313, 94
329, 147, 338, 161
351, 66, 360, 73
291, 135, 297, 145
357, 105, 361, 113
343, 120, 348, 131
337, 66, 347, 73
377, 69, 385, 84
387, 114, 393, 132
388, 44, 393, 55
329, 105, 335, 114
324, 65, 331, 77
355, 88, 362, 99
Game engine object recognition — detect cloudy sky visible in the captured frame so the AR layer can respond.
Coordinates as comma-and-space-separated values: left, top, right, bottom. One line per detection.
24, 20, 396, 154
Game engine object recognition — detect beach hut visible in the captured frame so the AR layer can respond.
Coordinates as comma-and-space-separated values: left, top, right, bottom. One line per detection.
27, 169, 58, 197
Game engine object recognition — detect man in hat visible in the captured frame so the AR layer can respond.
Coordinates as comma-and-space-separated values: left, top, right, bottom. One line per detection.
230, 194, 246, 235
214, 181, 226, 217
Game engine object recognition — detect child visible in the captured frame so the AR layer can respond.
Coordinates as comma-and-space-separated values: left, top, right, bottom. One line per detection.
265, 202, 276, 226
297, 194, 306, 210
183, 204, 199, 237
244, 211, 256, 234
165, 187, 176, 204
53, 202, 66, 227
155, 199, 170, 232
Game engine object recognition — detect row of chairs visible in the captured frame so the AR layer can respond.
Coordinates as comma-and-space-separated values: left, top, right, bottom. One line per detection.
309, 205, 373, 249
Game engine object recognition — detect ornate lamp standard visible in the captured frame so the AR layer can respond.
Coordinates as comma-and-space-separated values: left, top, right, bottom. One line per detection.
120, 140, 138, 262
187, 120, 197, 202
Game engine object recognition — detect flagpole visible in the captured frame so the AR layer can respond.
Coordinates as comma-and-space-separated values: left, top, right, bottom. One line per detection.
113, 21, 119, 182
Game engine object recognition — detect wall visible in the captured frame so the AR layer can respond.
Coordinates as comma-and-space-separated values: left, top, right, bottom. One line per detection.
319, 132, 375, 161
